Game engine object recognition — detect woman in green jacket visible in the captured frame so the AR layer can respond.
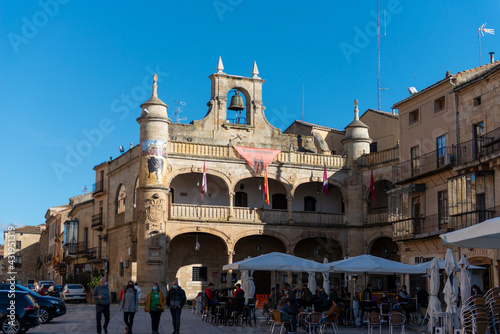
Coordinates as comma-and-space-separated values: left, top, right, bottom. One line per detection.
144, 283, 166, 334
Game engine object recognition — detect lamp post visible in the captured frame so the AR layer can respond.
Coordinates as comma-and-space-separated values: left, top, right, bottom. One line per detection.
97, 227, 103, 259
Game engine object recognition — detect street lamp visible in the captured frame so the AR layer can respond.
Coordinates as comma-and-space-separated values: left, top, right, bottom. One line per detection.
97, 227, 103, 259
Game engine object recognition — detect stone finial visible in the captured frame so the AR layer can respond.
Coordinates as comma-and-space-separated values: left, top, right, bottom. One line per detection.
252, 61, 260, 78
152, 74, 158, 97
354, 99, 359, 120
217, 56, 224, 73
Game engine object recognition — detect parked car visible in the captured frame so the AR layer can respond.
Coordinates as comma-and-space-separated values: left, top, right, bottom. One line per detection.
61, 284, 86, 303
0, 284, 66, 324
0, 290, 40, 334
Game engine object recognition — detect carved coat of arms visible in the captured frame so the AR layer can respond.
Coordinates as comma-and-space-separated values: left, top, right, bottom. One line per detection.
146, 196, 164, 222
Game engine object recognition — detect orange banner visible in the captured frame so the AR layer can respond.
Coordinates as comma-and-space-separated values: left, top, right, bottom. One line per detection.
233, 146, 281, 176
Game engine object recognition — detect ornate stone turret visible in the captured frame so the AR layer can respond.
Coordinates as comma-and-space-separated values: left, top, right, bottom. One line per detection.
342, 100, 372, 167
135, 74, 170, 299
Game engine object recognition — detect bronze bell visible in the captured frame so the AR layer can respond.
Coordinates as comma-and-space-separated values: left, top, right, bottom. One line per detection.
228, 91, 245, 111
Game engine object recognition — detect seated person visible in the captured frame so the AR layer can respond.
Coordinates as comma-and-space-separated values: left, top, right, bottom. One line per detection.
205, 282, 220, 307
277, 298, 294, 331
321, 300, 343, 324
393, 285, 410, 311
233, 283, 245, 299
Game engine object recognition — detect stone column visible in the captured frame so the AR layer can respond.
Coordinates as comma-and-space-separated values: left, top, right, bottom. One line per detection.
228, 192, 235, 219
287, 196, 294, 222
226, 250, 235, 288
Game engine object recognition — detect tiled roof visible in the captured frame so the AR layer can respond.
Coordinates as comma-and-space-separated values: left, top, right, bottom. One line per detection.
290, 120, 345, 134
14, 225, 45, 234
452, 62, 500, 92
393, 61, 500, 108
361, 109, 399, 119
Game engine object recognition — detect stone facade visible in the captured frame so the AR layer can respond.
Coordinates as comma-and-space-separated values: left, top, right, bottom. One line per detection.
2, 225, 46, 284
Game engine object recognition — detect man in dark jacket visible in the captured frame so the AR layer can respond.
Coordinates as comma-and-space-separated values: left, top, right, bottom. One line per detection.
166, 280, 186, 334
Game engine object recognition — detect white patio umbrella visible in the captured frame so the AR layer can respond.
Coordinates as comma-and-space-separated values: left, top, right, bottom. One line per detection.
458, 255, 472, 312
444, 248, 460, 330
440, 217, 500, 249
322, 258, 330, 294
307, 272, 316, 293
428, 258, 442, 333
414, 259, 484, 270
222, 252, 330, 272
328, 254, 426, 275
246, 276, 255, 305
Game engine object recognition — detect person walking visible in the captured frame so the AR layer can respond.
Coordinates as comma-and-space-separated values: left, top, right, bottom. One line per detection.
121, 280, 139, 334
166, 279, 186, 334
93, 277, 110, 334
144, 283, 166, 334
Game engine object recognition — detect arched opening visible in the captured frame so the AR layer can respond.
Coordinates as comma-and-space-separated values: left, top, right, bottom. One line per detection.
367, 180, 393, 213
368, 237, 400, 292
133, 177, 139, 208
293, 182, 344, 213
170, 173, 229, 206
294, 237, 343, 292
233, 235, 287, 295
234, 178, 288, 209
117, 184, 126, 214
168, 232, 227, 299
226, 88, 249, 125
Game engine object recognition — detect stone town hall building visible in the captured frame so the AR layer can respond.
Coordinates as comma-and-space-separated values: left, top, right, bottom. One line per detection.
39, 59, 405, 300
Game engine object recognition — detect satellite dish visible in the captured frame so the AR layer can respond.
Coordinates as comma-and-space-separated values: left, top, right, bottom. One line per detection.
144, 108, 149, 114
119, 146, 124, 153
408, 87, 418, 95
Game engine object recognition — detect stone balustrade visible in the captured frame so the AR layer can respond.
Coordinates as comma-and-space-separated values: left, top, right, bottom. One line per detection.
168, 141, 346, 168
170, 203, 345, 225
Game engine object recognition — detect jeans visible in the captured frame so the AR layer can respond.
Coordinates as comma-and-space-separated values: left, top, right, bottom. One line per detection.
96, 304, 110, 334
124, 311, 135, 331
150, 311, 162, 332
170, 307, 182, 332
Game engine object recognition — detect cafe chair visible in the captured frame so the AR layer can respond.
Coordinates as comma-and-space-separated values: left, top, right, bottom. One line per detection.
368, 312, 383, 334
389, 311, 405, 334
270, 309, 292, 334
305, 312, 322, 334
319, 311, 340, 334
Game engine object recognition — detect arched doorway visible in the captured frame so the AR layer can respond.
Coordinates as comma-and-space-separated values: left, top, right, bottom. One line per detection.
234, 178, 288, 210
233, 235, 287, 295
369, 237, 400, 292
294, 237, 343, 292
168, 232, 227, 299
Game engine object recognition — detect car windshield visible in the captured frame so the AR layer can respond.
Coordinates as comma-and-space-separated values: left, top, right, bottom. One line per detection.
67, 285, 83, 289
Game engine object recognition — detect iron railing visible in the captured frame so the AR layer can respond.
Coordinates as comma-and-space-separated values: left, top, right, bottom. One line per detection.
91, 213, 104, 228
457, 127, 500, 165
65, 242, 77, 256
449, 209, 495, 230
393, 146, 456, 184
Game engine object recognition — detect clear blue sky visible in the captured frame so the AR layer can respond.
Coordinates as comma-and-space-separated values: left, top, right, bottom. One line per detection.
1, 1, 499, 242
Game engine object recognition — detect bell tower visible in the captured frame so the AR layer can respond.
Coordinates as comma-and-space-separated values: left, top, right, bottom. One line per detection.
135, 74, 170, 296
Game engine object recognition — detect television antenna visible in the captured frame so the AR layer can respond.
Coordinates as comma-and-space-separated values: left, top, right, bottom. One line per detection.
174, 100, 187, 123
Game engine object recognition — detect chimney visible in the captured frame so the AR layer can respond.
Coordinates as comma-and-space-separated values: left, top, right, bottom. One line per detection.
490, 52, 495, 63
445, 70, 451, 78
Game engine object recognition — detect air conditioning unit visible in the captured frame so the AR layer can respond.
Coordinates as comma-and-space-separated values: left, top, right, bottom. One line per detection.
439, 154, 454, 166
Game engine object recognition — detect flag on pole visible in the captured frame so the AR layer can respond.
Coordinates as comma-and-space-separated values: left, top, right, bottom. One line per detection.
370, 169, 376, 203
322, 164, 328, 196
264, 165, 270, 205
201, 162, 207, 199
479, 23, 495, 36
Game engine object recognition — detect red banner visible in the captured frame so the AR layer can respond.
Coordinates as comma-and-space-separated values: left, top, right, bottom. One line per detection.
233, 146, 281, 176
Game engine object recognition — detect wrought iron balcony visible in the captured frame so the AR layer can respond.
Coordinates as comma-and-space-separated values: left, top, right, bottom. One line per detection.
392, 214, 448, 239
91, 213, 104, 228
393, 146, 456, 184
457, 127, 500, 166
77, 242, 88, 255
449, 209, 495, 230
65, 242, 78, 256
